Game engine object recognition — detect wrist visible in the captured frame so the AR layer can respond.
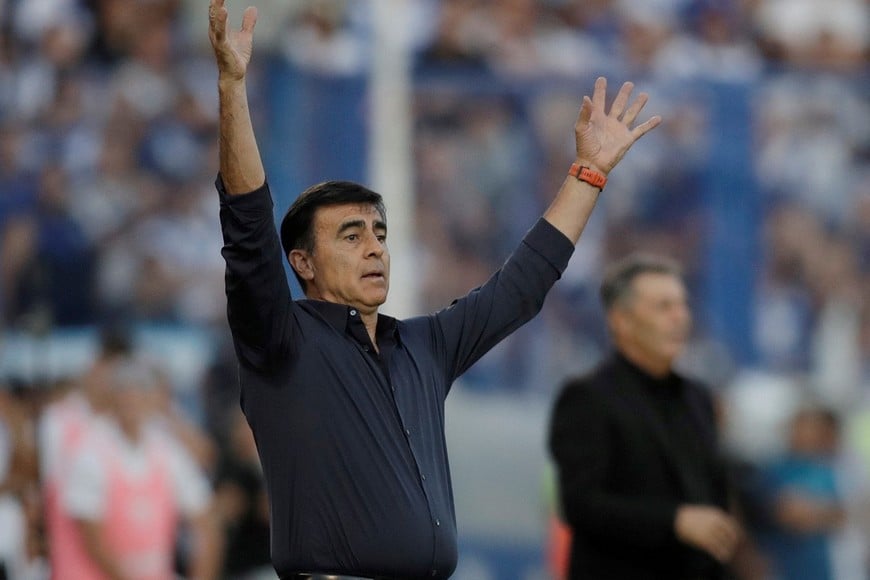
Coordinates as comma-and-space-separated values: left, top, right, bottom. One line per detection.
568, 162, 607, 190
218, 75, 246, 91
574, 159, 609, 176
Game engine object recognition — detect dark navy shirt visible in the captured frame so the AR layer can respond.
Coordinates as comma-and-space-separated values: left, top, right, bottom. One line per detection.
218, 178, 574, 579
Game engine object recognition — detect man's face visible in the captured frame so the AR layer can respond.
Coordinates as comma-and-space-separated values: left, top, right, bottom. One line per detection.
612, 272, 692, 369
113, 384, 151, 434
303, 203, 390, 313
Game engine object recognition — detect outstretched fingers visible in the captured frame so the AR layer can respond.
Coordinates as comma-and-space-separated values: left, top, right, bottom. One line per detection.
241, 6, 258, 34
209, 0, 228, 41
631, 115, 662, 141
591, 76, 607, 112
576, 95, 593, 128
623, 90, 661, 142
621, 92, 648, 126
609, 82, 633, 119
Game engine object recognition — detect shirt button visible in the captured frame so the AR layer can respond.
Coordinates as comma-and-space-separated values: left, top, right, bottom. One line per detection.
435, 519, 440, 526
350, 309, 357, 316
363, 345, 370, 351
405, 429, 410, 436
421, 474, 426, 481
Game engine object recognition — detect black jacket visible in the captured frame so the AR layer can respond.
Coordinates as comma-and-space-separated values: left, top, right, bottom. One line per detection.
548, 354, 731, 580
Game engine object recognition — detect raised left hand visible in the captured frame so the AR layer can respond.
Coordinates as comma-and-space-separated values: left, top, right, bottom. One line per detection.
574, 77, 661, 175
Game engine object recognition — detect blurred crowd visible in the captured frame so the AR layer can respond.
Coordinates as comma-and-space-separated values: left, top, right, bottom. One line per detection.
0, 0, 867, 578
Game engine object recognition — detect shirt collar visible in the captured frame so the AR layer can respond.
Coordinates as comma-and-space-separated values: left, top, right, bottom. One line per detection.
614, 350, 682, 391
301, 299, 400, 344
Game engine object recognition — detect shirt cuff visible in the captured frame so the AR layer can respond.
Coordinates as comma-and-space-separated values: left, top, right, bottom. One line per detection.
215, 173, 273, 212
522, 218, 575, 274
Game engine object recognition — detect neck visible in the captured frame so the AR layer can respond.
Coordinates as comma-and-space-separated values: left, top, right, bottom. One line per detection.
119, 420, 141, 443
617, 345, 673, 378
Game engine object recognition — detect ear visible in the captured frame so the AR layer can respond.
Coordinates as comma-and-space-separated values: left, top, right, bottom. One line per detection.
288, 249, 315, 282
606, 307, 627, 338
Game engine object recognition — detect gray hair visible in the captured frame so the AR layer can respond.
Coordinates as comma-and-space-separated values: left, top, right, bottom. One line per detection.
599, 253, 683, 311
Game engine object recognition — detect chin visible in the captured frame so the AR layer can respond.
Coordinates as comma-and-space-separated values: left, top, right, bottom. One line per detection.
366, 292, 388, 307
666, 345, 687, 362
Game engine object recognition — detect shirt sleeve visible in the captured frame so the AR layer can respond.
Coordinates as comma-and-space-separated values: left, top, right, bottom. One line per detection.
63, 447, 108, 521
217, 176, 295, 370
432, 218, 574, 384
167, 444, 211, 517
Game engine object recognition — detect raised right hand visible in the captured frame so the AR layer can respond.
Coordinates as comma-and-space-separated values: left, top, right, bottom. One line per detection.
675, 504, 742, 563
208, 0, 258, 82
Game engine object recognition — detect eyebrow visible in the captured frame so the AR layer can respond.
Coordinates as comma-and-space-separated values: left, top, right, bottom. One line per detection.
337, 219, 388, 235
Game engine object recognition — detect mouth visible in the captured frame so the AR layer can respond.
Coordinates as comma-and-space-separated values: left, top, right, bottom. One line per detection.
362, 272, 385, 281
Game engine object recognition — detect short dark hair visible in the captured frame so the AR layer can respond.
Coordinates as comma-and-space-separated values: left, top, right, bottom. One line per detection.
280, 181, 386, 289
98, 323, 133, 359
599, 253, 683, 311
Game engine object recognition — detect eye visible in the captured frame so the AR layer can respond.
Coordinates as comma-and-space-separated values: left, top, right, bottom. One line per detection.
345, 234, 359, 241
376, 234, 387, 243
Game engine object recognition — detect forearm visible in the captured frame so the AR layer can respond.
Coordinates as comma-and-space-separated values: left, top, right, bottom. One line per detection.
775, 495, 846, 532
562, 489, 679, 548
218, 78, 265, 194
77, 520, 128, 580
187, 511, 224, 580
542, 171, 602, 245
437, 219, 573, 379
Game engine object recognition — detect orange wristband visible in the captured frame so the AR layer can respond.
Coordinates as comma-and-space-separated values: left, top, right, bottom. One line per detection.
568, 162, 607, 190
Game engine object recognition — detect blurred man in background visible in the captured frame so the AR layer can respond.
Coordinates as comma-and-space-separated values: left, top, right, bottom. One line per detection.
549, 253, 742, 579
59, 360, 221, 580
38, 325, 132, 577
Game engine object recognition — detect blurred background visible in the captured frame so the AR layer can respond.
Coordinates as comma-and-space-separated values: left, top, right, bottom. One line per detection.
0, 0, 867, 578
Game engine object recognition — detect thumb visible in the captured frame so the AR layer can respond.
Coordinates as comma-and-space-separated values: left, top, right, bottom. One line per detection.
576, 96, 592, 128
241, 6, 258, 34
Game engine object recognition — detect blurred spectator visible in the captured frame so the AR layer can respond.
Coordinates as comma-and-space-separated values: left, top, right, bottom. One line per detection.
281, 0, 368, 75
112, 11, 178, 122
549, 253, 743, 579
752, 0, 868, 70
485, 0, 578, 77
652, 0, 762, 81
757, 405, 848, 580
0, 123, 38, 220
38, 324, 132, 578
755, 75, 866, 226
84, 0, 180, 64
1, 164, 95, 328
127, 180, 225, 324
69, 106, 159, 297
612, 0, 681, 76
414, 0, 489, 73
60, 359, 221, 580
754, 204, 820, 371
0, 387, 41, 580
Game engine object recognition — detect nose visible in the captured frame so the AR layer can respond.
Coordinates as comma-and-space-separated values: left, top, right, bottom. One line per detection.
364, 230, 384, 257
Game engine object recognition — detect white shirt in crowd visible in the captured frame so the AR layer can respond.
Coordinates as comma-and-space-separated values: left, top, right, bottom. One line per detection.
63, 417, 211, 521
